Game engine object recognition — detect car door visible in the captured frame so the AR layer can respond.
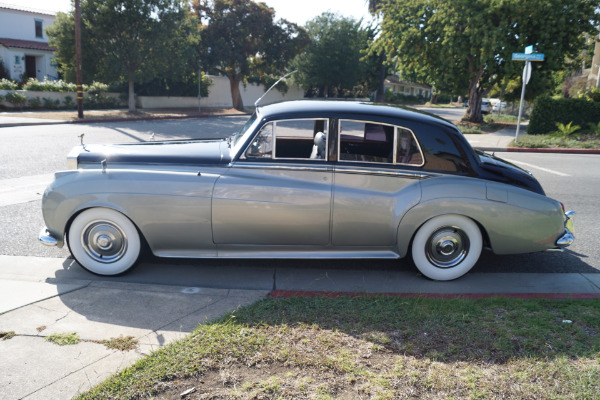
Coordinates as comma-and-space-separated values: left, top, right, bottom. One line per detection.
332, 119, 424, 247
212, 118, 333, 245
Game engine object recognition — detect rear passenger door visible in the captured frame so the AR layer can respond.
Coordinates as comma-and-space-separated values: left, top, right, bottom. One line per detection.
332, 119, 423, 247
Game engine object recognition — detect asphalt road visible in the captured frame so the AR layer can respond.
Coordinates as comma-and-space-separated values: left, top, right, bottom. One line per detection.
0, 116, 598, 284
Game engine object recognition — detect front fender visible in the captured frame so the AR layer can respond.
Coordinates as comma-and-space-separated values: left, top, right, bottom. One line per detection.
396, 176, 564, 257
42, 168, 220, 255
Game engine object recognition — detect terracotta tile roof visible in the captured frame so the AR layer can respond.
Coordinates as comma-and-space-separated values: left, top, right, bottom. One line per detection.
0, 38, 56, 52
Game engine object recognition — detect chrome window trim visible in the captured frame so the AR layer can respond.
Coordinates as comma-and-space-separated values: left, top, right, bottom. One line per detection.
334, 165, 431, 179
242, 118, 329, 161
337, 119, 425, 168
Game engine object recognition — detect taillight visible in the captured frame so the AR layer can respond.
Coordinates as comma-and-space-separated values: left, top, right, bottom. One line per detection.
560, 202, 566, 213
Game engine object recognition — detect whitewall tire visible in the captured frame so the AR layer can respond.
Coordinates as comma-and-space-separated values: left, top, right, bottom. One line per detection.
68, 208, 141, 276
411, 214, 482, 281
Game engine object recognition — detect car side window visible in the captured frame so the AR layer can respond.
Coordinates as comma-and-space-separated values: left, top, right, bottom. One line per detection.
245, 119, 328, 160
416, 128, 470, 173
245, 123, 273, 158
339, 120, 394, 163
396, 128, 423, 166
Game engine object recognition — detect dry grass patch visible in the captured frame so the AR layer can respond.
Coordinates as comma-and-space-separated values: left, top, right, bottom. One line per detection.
76, 297, 600, 399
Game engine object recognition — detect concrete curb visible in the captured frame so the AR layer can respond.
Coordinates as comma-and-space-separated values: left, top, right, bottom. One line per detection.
269, 290, 600, 300
506, 147, 600, 154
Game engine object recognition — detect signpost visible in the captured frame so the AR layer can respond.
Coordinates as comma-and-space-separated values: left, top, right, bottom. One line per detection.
512, 49, 545, 142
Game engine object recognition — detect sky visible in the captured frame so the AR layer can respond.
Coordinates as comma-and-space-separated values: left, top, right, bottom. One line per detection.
7, 0, 374, 26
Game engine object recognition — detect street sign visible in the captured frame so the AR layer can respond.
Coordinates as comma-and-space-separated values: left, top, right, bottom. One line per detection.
512, 53, 545, 61
523, 61, 532, 85
525, 45, 534, 54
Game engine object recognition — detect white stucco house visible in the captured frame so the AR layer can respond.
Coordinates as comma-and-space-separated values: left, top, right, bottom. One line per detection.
0, 2, 58, 81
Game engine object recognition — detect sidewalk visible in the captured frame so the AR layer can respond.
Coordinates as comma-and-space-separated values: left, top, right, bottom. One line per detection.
0, 255, 268, 400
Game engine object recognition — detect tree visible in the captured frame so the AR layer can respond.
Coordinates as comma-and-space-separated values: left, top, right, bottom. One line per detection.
192, 0, 308, 111
291, 12, 377, 98
47, 0, 195, 112
374, 0, 600, 122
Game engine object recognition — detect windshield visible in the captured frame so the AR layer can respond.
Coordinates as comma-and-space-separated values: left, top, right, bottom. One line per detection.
231, 113, 258, 147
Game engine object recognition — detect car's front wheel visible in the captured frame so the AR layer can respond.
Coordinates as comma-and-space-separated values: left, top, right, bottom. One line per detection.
411, 214, 482, 281
68, 208, 141, 276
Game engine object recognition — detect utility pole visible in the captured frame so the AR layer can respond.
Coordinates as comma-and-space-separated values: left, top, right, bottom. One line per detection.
75, 0, 84, 119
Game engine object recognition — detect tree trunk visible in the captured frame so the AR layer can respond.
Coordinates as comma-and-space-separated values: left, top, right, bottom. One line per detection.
374, 52, 386, 103
466, 76, 484, 122
128, 72, 136, 113
229, 74, 244, 111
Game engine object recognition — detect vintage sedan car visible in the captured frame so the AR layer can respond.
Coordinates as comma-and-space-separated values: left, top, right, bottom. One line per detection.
39, 101, 574, 280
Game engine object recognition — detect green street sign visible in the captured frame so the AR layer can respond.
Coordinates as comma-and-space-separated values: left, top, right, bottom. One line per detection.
512, 53, 545, 61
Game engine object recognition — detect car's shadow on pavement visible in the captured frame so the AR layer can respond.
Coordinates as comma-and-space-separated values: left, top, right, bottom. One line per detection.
46, 249, 599, 333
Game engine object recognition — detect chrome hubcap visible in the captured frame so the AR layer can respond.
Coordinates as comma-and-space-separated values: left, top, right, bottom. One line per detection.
81, 221, 127, 263
425, 226, 469, 268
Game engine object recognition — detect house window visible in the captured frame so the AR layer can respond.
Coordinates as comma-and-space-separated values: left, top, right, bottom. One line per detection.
35, 20, 43, 38
15, 56, 21, 65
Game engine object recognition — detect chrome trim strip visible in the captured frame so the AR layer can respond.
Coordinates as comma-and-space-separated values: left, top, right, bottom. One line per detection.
38, 227, 58, 247
334, 166, 430, 179
232, 163, 331, 172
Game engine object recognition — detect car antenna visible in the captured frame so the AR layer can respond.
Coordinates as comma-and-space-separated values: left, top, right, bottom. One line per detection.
254, 70, 297, 109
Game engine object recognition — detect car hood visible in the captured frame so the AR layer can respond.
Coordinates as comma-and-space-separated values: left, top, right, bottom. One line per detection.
475, 150, 545, 195
75, 139, 232, 167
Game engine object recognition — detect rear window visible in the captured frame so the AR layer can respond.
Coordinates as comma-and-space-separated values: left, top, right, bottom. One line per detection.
415, 127, 470, 173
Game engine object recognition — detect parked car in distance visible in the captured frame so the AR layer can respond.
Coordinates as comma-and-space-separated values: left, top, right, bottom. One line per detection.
481, 99, 491, 114
39, 101, 575, 281
492, 101, 507, 112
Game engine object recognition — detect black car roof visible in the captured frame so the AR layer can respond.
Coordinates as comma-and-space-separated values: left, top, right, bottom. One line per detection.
257, 100, 457, 130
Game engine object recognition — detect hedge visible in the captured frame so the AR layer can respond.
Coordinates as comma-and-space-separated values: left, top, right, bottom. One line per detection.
528, 95, 600, 135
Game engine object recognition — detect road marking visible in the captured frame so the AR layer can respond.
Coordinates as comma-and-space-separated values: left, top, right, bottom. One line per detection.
501, 158, 570, 177
0, 174, 53, 207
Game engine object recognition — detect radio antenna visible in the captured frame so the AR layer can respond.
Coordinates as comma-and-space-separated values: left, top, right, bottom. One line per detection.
254, 70, 297, 108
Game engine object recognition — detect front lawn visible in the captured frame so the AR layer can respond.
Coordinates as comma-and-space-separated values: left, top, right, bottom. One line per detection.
77, 296, 600, 399
511, 134, 600, 149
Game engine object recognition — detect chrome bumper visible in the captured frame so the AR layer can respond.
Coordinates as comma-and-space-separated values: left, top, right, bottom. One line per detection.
38, 227, 58, 247
554, 211, 575, 250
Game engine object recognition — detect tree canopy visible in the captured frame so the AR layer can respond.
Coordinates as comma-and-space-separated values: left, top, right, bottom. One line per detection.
192, 0, 308, 110
291, 12, 379, 98
47, 0, 195, 111
374, 0, 600, 121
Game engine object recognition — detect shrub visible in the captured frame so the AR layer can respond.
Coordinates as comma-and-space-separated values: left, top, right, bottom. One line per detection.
0, 78, 18, 90
84, 93, 121, 109
86, 81, 109, 96
4, 92, 27, 108
22, 78, 76, 92
42, 97, 61, 109
554, 121, 580, 140
528, 95, 600, 135
63, 95, 75, 109
27, 97, 42, 109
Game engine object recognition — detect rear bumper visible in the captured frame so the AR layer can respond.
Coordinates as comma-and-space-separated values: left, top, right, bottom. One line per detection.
38, 227, 58, 247
554, 211, 575, 249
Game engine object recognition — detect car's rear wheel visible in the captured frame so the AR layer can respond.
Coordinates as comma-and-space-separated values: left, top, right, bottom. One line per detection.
68, 208, 141, 276
411, 214, 482, 281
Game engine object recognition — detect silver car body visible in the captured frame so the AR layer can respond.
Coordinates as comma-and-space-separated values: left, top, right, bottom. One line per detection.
39, 101, 574, 279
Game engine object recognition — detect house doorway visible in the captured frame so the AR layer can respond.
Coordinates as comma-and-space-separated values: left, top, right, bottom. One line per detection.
25, 55, 36, 79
